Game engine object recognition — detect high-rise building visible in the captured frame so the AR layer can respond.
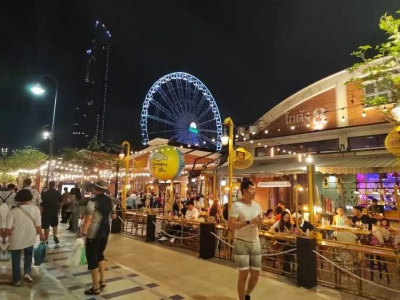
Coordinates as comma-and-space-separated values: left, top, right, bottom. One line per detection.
72, 20, 111, 148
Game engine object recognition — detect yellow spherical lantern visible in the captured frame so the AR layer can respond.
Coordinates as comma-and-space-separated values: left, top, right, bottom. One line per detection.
148, 146, 185, 180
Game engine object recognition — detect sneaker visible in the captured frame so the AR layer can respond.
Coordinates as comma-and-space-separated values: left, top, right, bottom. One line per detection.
245, 295, 251, 300
24, 274, 34, 283
54, 236, 60, 244
170, 237, 175, 243
10, 281, 20, 286
158, 236, 168, 242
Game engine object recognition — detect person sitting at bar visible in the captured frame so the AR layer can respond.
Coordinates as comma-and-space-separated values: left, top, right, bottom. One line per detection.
351, 206, 372, 230
185, 200, 199, 221
269, 211, 292, 233
264, 209, 274, 220
274, 206, 283, 221
332, 207, 349, 227
368, 198, 384, 216
291, 213, 314, 233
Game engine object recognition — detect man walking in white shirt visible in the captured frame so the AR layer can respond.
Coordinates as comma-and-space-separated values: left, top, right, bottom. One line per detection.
229, 181, 262, 300
22, 179, 41, 207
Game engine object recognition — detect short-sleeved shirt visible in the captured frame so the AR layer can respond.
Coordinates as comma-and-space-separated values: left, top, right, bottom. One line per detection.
230, 201, 262, 243
185, 207, 199, 220
6, 205, 41, 250
352, 214, 372, 230
41, 189, 62, 218
0, 191, 16, 229
85, 193, 115, 239
22, 187, 41, 207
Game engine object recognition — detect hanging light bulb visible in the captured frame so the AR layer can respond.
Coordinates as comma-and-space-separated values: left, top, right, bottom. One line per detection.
362, 110, 366, 118
306, 122, 310, 128
383, 106, 387, 112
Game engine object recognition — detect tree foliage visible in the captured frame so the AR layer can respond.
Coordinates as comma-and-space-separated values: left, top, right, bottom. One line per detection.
60, 148, 123, 170
346, 11, 400, 108
3, 147, 47, 172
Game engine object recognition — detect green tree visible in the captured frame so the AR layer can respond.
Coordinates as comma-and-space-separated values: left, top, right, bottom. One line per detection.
5, 147, 47, 171
347, 11, 400, 111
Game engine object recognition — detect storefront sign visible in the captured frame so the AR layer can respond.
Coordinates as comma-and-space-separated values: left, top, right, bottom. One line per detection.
285, 108, 327, 129
257, 181, 291, 188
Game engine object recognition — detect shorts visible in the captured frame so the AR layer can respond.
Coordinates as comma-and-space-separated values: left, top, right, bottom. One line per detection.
234, 239, 262, 271
86, 238, 108, 270
42, 216, 59, 229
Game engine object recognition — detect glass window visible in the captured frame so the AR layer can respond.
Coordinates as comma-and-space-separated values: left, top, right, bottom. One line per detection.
348, 134, 386, 150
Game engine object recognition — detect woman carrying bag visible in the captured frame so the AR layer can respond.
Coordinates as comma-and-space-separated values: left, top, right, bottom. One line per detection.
6, 189, 46, 286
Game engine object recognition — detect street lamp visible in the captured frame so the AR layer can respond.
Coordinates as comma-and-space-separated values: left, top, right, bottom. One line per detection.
120, 141, 131, 213
221, 117, 234, 212
30, 75, 59, 188
43, 130, 51, 140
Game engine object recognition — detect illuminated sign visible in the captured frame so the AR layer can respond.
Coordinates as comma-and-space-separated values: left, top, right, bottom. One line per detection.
188, 122, 198, 134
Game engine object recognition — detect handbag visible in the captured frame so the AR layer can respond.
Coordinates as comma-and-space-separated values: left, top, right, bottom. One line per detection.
17, 206, 47, 266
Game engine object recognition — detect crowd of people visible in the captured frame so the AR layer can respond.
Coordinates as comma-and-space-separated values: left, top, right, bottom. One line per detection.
0, 179, 117, 296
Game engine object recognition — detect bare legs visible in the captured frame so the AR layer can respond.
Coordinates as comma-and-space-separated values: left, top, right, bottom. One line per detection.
237, 269, 260, 300
98, 260, 106, 282
247, 270, 260, 295
90, 268, 99, 290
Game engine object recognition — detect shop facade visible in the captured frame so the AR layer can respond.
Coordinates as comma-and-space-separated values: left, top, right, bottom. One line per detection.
226, 64, 399, 217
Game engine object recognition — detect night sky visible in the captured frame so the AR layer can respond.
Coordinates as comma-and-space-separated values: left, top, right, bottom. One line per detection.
1, 0, 399, 153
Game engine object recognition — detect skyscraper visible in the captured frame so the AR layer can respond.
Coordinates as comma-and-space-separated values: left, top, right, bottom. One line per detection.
72, 20, 111, 148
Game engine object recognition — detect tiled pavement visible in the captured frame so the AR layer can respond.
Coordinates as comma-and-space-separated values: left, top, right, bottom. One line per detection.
0, 226, 189, 300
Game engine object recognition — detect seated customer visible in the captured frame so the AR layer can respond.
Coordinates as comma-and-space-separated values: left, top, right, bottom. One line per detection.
185, 200, 199, 220
269, 211, 292, 233
292, 213, 314, 233
351, 206, 372, 230
332, 207, 349, 227
369, 198, 384, 215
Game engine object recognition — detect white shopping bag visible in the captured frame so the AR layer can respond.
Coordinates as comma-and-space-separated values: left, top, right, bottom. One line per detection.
66, 238, 86, 267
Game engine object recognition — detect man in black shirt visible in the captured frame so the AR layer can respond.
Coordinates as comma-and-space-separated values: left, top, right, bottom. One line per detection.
41, 181, 62, 244
292, 213, 314, 233
351, 206, 372, 230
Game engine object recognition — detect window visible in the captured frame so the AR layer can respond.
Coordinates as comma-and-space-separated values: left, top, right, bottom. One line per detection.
258, 139, 339, 157
255, 147, 268, 157
348, 134, 386, 150
363, 81, 393, 104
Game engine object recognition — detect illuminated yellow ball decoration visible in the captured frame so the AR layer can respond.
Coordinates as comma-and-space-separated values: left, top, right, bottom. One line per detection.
148, 146, 185, 180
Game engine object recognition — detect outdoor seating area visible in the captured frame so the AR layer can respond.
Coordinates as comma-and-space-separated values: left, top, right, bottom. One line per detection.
119, 211, 400, 300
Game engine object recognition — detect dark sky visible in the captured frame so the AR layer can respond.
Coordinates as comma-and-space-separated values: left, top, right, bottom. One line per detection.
1, 0, 399, 153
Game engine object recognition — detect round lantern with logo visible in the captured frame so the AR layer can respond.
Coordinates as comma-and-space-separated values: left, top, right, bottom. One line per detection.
148, 146, 185, 180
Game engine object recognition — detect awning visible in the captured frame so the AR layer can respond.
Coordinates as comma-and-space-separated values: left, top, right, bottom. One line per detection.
219, 154, 400, 175
315, 155, 400, 174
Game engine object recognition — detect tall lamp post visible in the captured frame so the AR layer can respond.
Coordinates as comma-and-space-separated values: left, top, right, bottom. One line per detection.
30, 75, 59, 188
220, 117, 234, 211
118, 141, 131, 213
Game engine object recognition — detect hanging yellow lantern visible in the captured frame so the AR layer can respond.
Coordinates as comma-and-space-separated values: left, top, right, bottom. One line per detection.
148, 146, 185, 180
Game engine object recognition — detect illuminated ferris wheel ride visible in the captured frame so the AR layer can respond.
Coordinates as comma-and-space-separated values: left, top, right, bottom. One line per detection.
141, 72, 223, 151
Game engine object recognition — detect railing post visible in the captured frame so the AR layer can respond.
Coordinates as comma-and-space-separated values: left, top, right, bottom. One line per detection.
297, 236, 317, 288
145, 214, 156, 242
111, 210, 122, 233
199, 222, 215, 259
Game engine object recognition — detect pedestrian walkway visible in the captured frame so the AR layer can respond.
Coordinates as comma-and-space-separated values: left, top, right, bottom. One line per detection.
1, 222, 368, 300
0, 225, 190, 300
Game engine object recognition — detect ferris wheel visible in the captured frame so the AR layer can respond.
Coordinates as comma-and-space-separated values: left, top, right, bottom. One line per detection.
141, 72, 223, 151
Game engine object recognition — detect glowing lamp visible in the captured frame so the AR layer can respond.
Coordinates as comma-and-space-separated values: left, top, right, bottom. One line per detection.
221, 133, 229, 146
391, 101, 400, 121
30, 83, 45, 95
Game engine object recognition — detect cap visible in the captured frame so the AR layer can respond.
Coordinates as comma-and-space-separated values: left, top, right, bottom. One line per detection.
292, 212, 302, 219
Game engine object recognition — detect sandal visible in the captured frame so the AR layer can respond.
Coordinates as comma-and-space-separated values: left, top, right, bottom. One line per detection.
84, 287, 100, 295
99, 281, 107, 289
